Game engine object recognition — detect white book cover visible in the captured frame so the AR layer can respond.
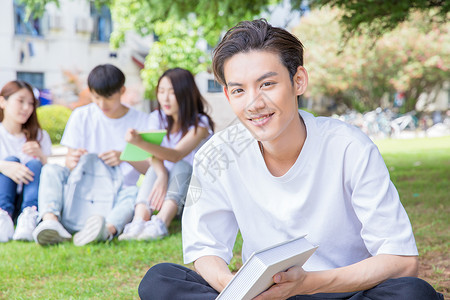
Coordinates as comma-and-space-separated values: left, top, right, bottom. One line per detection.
216, 235, 318, 300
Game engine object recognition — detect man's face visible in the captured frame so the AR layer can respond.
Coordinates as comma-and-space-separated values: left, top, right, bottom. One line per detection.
223, 50, 307, 142
91, 88, 124, 119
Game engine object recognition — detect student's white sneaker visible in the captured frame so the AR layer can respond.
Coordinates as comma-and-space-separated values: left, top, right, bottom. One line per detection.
118, 218, 145, 241
33, 219, 72, 245
137, 217, 168, 240
73, 215, 111, 246
13, 206, 38, 241
0, 210, 14, 243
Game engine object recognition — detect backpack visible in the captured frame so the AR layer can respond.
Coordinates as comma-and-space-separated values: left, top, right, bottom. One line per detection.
61, 153, 123, 232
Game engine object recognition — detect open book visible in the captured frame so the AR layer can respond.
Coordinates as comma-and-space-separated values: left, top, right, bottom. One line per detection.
119, 130, 167, 161
216, 235, 318, 300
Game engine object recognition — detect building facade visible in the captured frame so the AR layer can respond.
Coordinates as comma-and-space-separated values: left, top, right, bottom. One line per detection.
0, 0, 153, 110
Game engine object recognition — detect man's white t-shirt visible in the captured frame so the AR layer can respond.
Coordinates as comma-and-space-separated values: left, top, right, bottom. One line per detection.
182, 110, 418, 271
60, 103, 149, 187
148, 110, 213, 170
0, 123, 52, 163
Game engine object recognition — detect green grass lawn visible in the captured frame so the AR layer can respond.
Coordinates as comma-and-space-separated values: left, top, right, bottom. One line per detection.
375, 136, 449, 296
1, 136, 448, 299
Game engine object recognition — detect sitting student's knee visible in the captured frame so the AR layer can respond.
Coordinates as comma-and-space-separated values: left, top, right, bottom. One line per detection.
142, 263, 182, 282
4, 156, 20, 162
149, 262, 173, 274
384, 277, 443, 300
139, 263, 174, 299
26, 159, 43, 169
403, 277, 443, 299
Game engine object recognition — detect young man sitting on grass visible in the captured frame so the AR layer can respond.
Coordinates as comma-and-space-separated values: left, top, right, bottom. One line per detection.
33, 64, 150, 246
138, 19, 443, 299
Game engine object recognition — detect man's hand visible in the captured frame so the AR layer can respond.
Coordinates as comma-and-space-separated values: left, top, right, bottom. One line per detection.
22, 141, 44, 159
0, 161, 34, 184
254, 254, 419, 299
253, 266, 310, 300
66, 148, 88, 170
125, 128, 143, 145
98, 150, 122, 167
149, 175, 168, 211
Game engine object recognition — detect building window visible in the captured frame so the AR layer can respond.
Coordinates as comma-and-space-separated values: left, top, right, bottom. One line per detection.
17, 72, 44, 90
207, 79, 222, 93
90, 3, 112, 42
13, 0, 42, 36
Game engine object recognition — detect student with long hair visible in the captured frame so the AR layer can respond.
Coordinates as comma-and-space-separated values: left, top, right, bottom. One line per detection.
0, 80, 51, 242
119, 68, 214, 241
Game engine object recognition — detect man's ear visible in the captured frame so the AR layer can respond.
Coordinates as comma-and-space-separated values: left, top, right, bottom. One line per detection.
223, 85, 230, 102
293, 66, 308, 96
120, 86, 126, 95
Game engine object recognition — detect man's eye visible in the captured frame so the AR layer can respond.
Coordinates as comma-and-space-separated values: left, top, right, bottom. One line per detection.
261, 82, 274, 88
231, 88, 243, 95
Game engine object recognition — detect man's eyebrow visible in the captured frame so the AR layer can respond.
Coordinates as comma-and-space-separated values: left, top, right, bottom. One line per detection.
226, 72, 278, 87
256, 72, 278, 82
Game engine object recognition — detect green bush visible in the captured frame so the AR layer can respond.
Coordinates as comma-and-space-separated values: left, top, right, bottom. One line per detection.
37, 105, 72, 144
299, 108, 318, 117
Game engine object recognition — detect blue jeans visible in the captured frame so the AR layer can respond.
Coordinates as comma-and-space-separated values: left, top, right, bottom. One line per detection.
0, 156, 42, 219
38, 163, 136, 233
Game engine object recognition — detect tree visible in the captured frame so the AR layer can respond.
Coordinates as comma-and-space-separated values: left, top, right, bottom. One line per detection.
20, 0, 275, 46
139, 18, 207, 98
293, 8, 450, 112
309, 0, 450, 40
22, 0, 449, 42
110, 0, 279, 96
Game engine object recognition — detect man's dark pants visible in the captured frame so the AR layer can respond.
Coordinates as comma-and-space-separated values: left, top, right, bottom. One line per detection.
138, 263, 444, 300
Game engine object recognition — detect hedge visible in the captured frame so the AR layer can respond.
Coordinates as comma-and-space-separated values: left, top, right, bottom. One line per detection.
37, 105, 72, 144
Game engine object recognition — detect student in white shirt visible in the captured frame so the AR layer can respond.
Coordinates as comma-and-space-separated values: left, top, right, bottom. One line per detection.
0, 80, 52, 243
118, 68, 214, 241
33, 64, 150, 246
138, 20, 443, 300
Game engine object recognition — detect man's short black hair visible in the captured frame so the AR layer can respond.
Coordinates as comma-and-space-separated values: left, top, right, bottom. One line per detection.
87, 64, 125, 97
213, 19, 304, 86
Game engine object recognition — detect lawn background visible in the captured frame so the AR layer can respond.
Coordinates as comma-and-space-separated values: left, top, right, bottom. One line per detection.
0, 136, 448, 299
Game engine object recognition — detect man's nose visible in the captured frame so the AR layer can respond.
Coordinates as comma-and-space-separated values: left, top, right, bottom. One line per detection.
246, 90, 267, 112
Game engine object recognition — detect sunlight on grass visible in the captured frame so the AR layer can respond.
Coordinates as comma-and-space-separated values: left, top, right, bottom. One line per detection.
375, 136, 450, 153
